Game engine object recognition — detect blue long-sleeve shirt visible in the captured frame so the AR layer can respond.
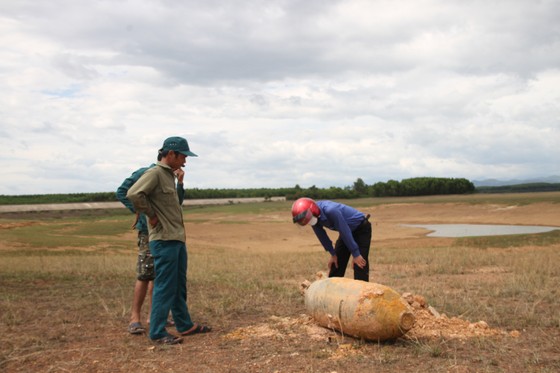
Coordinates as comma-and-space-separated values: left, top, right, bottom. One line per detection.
116, 164, 185, 234
311, 200, 366, 257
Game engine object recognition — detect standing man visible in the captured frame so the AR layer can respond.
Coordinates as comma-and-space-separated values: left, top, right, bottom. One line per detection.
116, 161, 184, 335
291, 197, 372, 282
127, 136, 211, 345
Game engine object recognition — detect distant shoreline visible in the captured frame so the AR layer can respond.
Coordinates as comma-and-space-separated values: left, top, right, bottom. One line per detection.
0, 196, 287, 213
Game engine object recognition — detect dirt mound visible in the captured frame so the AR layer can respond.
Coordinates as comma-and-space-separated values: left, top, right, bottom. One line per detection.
224, 292, 518, 346
401, 292, 519, 340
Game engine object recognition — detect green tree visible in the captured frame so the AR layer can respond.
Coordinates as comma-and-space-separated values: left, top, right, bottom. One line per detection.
353, 178, 368, 196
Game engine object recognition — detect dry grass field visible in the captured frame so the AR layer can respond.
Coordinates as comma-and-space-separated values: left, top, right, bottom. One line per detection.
1, 192, 559, 372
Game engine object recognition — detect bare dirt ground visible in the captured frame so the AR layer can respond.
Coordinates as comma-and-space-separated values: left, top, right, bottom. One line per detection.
1, 198, 560, 372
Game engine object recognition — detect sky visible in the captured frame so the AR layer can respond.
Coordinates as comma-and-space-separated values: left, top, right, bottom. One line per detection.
1, 0, 559, 195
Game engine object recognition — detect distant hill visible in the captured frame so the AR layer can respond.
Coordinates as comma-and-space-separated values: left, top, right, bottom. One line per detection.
475, 182, 560, 193
472, 175, 560, 187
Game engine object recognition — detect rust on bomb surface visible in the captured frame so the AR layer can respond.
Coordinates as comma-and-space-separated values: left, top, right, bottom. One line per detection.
302, 277, 415, 341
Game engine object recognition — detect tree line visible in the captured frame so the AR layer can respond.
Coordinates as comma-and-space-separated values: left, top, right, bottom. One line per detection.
289, 177, 475, 200
0, 177, 477, 205
6, 178, 560, 206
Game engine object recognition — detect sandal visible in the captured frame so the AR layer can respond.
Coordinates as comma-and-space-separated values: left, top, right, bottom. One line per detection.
128, 322, 145, 335
180, 324, 212, 336
152, 335, 183, 345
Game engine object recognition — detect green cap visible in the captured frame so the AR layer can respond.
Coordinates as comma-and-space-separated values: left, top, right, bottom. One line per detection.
161, 136, 198, 157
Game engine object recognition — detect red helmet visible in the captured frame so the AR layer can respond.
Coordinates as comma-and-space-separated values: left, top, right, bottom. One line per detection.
292, 197, 320, 226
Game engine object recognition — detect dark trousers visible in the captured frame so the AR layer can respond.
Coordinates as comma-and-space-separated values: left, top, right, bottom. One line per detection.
328, 220, 372, 282
149, 240, 194, 340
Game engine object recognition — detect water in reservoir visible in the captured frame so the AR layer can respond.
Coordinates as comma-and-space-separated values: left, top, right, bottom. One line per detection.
403, 224, 560, 238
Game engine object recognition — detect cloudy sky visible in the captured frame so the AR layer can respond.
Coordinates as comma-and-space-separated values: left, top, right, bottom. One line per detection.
1, 0, 559, 195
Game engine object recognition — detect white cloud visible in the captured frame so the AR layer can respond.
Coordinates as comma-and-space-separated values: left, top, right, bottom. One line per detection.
0, 0, 559, 195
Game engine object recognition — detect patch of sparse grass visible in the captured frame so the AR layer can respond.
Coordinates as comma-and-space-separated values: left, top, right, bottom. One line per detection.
455, 230, 560, 248
0, 254, 135, 277
1, 193, 559, 372
1, 223, 95, 248
405, 337, 461, 368
70, 219, 132, 236
0, 219, 131, 249
188, 250, 321, 321
374, 241, 560, 330
184, 200, 288, 215
350, 191, 560, 207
